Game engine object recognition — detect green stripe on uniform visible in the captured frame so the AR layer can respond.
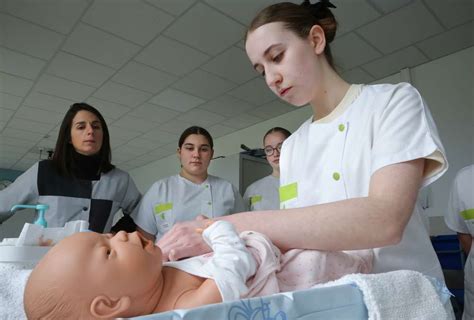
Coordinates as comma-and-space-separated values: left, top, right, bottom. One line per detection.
279, 182, 298, 203
154, 203, 173, 215
460, 208, 474, 220
250, 195, 262, 205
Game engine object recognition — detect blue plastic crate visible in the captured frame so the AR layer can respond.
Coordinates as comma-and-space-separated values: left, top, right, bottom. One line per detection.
431, 235, 464, 270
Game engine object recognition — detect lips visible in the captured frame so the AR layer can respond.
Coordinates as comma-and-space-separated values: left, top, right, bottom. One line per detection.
279, 87, 292, 96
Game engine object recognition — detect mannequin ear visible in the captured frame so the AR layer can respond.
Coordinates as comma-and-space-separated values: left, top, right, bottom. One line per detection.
90, 295, 131, 318
308, 25, 326, 55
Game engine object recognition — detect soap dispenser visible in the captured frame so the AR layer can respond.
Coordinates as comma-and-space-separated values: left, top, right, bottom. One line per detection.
10, 204, 49, 227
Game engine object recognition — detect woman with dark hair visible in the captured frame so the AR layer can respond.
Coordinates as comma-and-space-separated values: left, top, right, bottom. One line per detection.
243, 127, 291, 211
135, 126, 245, 241
157, 1, 450, 284
0, 103, 141, 233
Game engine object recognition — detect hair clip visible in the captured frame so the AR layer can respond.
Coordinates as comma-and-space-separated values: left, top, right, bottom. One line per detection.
301, 0, 337, 9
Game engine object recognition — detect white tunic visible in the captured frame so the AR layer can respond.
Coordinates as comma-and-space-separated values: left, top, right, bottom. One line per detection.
444, 164, 473, 320
243, 175, 280, 211
279, 83, 448, 280
135, 174, 245, 239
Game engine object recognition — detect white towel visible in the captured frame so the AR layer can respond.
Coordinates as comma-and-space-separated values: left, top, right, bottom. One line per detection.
314, 270, 454, 320
0, 262, 33, 320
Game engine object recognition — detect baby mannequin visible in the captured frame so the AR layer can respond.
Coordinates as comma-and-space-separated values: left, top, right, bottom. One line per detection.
24, 221, 372, 319
24, 221, 255, 319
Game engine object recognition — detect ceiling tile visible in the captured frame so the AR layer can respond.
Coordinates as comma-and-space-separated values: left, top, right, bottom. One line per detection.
363, 46, 428, 79
0, 108, 15, 122
199, 94, 255, 117
366, 0, 414, 14
34, 74, 96, 101
110, 136, 128, 149
20, 152, 42, 161
176, 108, 226, 127
112, 151, 137, 164
24, 92, 74, 113
141, 128, 177, 145
227, 78, 276, 106
333, 0, 381, 36
7, 117, 55, 134
172, 69, 236, 100
0, 0, 89, 34
0, 159, 14, 169
425, 0, 473, 29
113, 143, 149, 157
160, 141, 180, 153
332, 32, 382, 70
0, 136, 37, 149
93, 81, 152, 107
46, 52, 116, 87
207, 124, 237, 138
144, 0, 196, 16
357, 1, 444, 54
204, 0, 278, 25
149, 88, 205, 112
15, 106, 64, 124
0, 13, 64, 60
85, 97, 131, 120
201, 46, 256, 84
62, 23, 140, 69
11, 158, 36, 171
417, 21, 474, 60
164, 2, 245, 55
0, 71, 34, 96
112, 61, 178, 94
128, 103, 180, 124
108, 125, 142, 141
111, 115, 158, 133
221, 113, 262, 130
0, 47, 46, 79
1, 127, 42, 142
157, 119, 194, 135
135, 36, 210, 76
248, 100, 294, 120
83, 0, 174, 46
0, 141, 31, 154
146, 147, 175, 158
341, 68, 375, 84
125, 137, 161, 152
122, 157, 155, 169
0, 92, 23, 110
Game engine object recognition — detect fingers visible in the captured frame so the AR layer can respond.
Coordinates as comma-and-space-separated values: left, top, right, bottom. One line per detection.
196, 214, 209, 221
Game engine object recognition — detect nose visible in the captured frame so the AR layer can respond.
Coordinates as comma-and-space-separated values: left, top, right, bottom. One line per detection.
85, 124, 94, 135
265, 69, 282, 90
114, 231, 128, 242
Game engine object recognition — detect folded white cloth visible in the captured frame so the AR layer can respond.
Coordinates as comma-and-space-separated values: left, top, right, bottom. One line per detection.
165, 221, 257, 301
314, 270, 454, 320
0, 262, 34, 320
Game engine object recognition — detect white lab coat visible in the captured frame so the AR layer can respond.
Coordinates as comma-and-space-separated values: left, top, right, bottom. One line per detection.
243, 175, 280, 211
135, 174, 245, 239
280, 83, 448, 281
445, 164, 474, 320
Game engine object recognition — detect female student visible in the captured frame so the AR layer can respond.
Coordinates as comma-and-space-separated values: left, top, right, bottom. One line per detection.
157, 0, 448, 282
135, 126, 245, 241
0, 103, 141, 232
243, 127, 291, 211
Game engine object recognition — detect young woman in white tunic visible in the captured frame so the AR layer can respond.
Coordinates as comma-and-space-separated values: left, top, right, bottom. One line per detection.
444, 164, 473, 320
243, 127, 291, 211
156, 0, 448, 283
135, 126, 245, 241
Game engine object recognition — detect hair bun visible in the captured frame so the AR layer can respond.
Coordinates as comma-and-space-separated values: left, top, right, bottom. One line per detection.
301, 0, 337, 43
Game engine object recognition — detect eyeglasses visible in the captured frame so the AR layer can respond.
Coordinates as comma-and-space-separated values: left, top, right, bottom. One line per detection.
264, 143, 283, 156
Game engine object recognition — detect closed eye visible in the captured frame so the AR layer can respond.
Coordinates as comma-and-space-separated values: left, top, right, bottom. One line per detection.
272, 52, 283, 62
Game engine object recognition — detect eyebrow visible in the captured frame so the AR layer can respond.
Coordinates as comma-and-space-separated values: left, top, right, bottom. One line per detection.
183, 143, 210, 148
252, 43, 282, 70
74, 120, 101, 125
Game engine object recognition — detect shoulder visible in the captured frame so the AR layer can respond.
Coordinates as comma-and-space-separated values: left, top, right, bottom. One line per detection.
208, 175, 232, 186
362, 82, 424, 109
454, 165, 474, 184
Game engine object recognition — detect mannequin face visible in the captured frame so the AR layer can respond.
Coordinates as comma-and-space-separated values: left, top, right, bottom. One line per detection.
25, 231, 163, 318
70, 110, 104, 156
246, 22, 326, 107
178, 134, 214, 179
264, 131, 287, 173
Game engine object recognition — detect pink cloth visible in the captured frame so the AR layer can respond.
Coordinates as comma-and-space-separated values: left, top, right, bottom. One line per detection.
240, 231, 373, 298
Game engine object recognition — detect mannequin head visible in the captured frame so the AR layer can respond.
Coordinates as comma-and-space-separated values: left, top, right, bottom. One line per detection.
24, 231, 163, 319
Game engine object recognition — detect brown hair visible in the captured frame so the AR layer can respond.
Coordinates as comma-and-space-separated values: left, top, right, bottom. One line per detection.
246, 1, 338, 68
178, 126, 214, 149
263, 127, 291, 145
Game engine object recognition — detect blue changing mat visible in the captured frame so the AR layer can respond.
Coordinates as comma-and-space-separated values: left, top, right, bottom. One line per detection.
133, 283, 367, 320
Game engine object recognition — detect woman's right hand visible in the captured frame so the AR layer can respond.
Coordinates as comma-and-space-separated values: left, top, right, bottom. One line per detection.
157, 216, 212, 261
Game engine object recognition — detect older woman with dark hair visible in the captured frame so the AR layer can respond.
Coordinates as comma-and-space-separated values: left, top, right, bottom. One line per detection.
0, 103, 141, 233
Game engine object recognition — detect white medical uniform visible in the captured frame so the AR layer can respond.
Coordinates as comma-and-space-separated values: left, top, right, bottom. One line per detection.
444, 164, 473, 320
135, 174, 245, 239
243, 175, 280, 211
279, 83, 448, 281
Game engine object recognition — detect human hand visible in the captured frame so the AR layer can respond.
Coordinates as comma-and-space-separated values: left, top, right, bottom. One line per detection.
157, 218, 211, 262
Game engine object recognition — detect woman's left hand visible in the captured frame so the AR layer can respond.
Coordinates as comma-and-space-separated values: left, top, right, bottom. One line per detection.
157, 216, 212, 261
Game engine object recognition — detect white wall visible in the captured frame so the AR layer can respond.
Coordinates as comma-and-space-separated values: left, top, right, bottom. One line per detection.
129, 47, 474, 228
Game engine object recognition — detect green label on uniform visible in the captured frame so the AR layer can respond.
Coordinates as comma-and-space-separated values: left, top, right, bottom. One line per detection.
279, 182, 298, 203
460, 208, 474, 220
250, 195, 262, 205
154, 203, 173, 220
